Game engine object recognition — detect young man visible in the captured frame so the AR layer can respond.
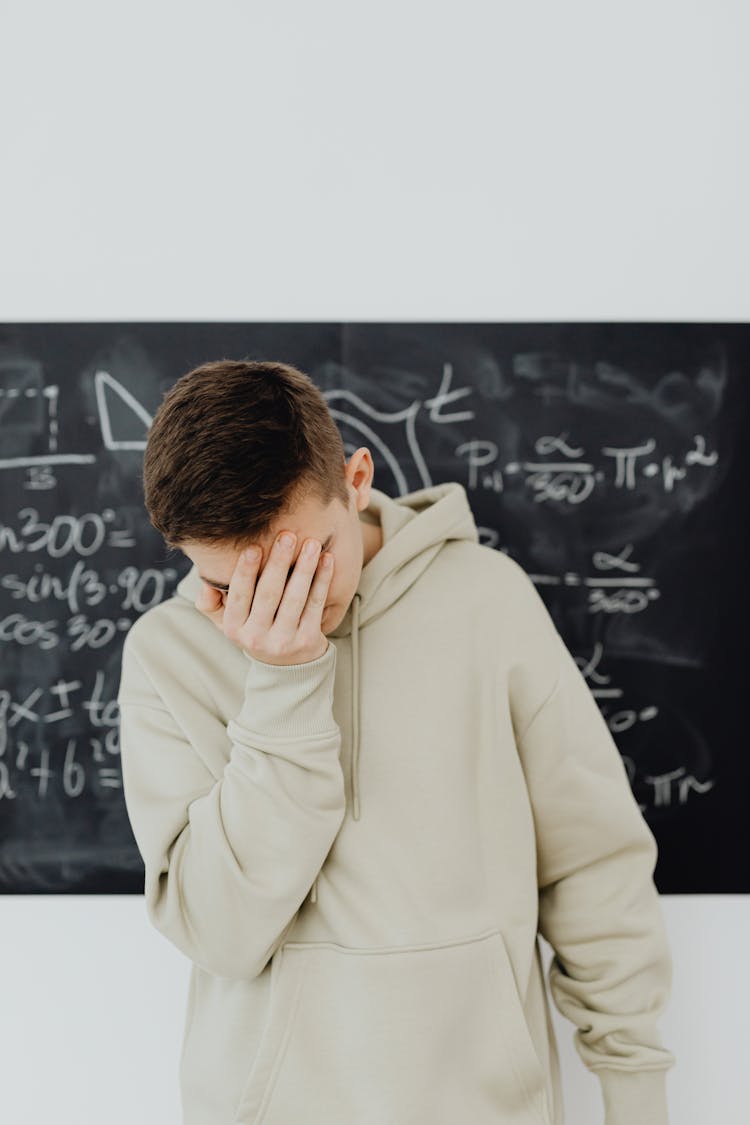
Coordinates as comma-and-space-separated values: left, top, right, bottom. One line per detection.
117, 359, 676, 1125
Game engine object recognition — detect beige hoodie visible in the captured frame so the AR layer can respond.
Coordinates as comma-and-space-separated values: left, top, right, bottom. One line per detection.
117, 481, 675, 1125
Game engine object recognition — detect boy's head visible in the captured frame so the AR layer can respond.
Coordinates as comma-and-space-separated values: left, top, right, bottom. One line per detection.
143, 359, 381, 634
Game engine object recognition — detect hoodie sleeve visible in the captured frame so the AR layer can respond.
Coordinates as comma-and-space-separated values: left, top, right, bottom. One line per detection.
509, 569, 676, 1125
117, 633, 346, 981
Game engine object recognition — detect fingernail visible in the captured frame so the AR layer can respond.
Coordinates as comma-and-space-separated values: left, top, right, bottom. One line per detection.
244, 547, 260, 562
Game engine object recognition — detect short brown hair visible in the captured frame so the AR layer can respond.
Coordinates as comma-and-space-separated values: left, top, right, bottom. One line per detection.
143, 359, 349, 550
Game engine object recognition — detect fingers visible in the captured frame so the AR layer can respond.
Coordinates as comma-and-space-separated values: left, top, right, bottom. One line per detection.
297, 550, 334, 631
270, 535, 323, 633
247, 532, 298, 631
272, 537, 335, 635
222, 546, 263, 637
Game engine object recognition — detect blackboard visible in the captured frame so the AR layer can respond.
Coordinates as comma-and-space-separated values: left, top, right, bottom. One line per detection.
1, 322, 748, 894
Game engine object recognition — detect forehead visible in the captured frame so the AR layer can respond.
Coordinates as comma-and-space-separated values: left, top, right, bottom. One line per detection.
259, 491, 342, 543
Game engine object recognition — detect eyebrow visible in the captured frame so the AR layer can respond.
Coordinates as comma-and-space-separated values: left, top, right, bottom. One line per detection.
199, 532, 334, 593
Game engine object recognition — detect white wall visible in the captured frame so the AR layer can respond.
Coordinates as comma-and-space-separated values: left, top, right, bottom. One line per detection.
1, 3, 748, 1123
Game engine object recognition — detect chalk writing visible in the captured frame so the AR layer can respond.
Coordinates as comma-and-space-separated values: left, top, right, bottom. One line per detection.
455, 432, 718, 499
0, 675, 121, 801
0, 508, 136, 555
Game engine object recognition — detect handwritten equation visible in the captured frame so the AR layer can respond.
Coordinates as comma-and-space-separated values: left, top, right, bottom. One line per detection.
0, 507, 177, 649
0, 673, 120, 801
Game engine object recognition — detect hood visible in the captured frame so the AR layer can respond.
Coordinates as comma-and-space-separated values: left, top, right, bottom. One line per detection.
175, 480, 479, 903
328, 480, 479, 638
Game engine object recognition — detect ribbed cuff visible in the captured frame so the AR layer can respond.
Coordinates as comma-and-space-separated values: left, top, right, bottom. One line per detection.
229, 639, 338, 737
597, 1067, 671, 1125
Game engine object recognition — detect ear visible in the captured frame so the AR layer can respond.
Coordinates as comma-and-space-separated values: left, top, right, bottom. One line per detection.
345, 448, 376, 512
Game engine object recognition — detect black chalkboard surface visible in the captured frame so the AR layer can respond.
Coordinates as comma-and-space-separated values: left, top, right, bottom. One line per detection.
1, 322, 748, 894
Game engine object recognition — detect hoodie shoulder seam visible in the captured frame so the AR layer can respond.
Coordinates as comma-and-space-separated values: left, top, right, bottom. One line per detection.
514, 648, 565, 746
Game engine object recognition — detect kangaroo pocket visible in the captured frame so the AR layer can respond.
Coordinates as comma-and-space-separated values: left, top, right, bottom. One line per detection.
234, 928, 550, 1125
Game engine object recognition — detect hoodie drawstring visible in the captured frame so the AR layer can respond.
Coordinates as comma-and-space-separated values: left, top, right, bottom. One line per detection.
309, 592, 362, 905
350, 592, 362, 822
